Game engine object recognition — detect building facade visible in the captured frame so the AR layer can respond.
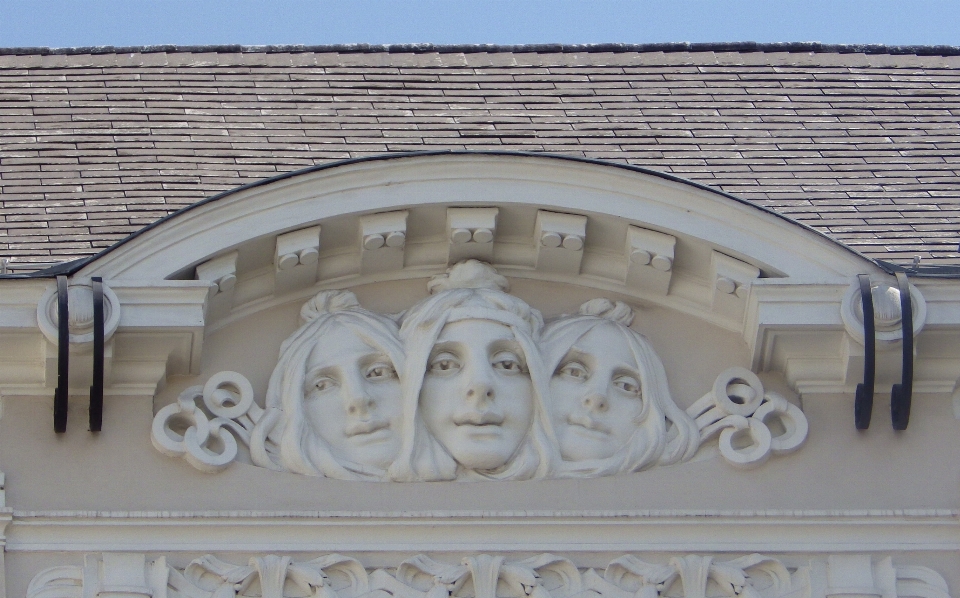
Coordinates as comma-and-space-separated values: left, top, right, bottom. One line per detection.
1, 45, 960, 598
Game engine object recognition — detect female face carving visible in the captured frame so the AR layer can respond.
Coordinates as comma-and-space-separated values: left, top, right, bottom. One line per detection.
419, 319, 535, 471
302, 323, 402, 469
550, 324, 646, 461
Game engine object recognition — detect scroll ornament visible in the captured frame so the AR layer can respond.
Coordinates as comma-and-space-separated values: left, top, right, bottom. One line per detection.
27, 552, 950, 598
151, 261, 809, 480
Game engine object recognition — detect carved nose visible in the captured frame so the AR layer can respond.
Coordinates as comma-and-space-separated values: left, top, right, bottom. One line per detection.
582, 393, 608, 413
466, 383, 495, 403
345, 394, 376, 418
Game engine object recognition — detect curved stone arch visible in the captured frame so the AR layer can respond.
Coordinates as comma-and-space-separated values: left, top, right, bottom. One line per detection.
75, 151, 873, 282
64, 152, 886, 337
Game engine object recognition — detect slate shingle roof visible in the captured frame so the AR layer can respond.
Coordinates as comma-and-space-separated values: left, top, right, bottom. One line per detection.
2, 44, 960, 270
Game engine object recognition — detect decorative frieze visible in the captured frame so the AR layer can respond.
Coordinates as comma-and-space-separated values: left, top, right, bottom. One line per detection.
27, 552, 950, 598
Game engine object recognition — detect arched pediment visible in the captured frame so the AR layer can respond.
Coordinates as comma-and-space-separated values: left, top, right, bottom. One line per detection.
79, 151, 869, 284
5, 152, 960, 485
66, 152, 883, 341
6, 152, 952, 408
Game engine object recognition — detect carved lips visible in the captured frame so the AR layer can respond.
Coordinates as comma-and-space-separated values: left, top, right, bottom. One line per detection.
566, 413, 612, 436
344, 419, 392, 439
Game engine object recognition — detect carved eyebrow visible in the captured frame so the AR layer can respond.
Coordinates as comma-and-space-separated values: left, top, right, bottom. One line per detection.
428, 341, 462, 359
489, 338, 525, 358
561, 347, 592, 367
612, 366, 642, 382
564, 346, 638, 377
304, 364, 337, 379
357, 351, 394, 368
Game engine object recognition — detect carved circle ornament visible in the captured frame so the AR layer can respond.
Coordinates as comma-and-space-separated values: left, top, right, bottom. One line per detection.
152, 260, 809, 480
840, 279, 926, 346
37, 280, 121, 346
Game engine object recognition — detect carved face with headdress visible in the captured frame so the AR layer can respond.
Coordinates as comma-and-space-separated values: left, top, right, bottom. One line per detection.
251, 290, 404, 480
389, 260, 557, 481
541, 299, 700, 477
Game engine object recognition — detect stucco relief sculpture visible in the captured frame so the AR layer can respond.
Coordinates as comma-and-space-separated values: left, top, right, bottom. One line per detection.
152, 261, 808, 480
28, 552, 950, 598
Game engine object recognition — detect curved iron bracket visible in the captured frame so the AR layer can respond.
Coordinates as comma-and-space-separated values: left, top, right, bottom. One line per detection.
54, 275, 69, 433
854, 274, 876, 430
891, 271, 914, 430
89, 277, 104, 432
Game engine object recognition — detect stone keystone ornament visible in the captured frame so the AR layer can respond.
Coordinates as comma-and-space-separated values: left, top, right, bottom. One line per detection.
152, 261, 808, 481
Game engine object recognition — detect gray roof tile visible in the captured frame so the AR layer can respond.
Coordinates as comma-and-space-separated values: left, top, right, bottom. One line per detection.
2, 45, 960, 267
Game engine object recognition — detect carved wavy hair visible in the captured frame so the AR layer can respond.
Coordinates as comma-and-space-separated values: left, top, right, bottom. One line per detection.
249, 289, 404, 481
540, 298, 700, 477
388, 260, 558, 482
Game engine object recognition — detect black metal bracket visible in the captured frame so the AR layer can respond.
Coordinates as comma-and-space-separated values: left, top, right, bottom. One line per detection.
90, 277, 104, 432
891, 272, 914, 430
54, 275, 69, 433
854, 274, 876, 430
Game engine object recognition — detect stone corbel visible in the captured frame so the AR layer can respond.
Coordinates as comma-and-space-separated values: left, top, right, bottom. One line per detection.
274, 226, 321, 294
360, 211, 408, 275
535, 210, 587, 275
195, 251, 238, 321
623, 225, 675, 295
711, 251, 760, 322
447, 207, 498, 263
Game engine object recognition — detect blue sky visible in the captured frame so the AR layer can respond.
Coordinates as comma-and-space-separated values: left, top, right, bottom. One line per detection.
1, 0, 959, 49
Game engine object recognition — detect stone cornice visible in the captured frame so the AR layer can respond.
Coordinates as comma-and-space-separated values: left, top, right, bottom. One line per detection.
9, 509, 959, 553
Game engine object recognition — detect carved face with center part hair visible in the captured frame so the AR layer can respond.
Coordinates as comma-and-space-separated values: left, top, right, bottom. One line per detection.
302, 322, 403, 469
549, 322, 648, 461
419, 319, 535, 471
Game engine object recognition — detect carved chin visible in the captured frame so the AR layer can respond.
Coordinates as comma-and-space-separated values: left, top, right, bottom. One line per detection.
559, 426, 619, 461
444, 425, 520, 470
339, 431, 399, 469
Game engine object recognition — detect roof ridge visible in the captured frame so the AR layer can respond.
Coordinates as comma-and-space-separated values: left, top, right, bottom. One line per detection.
3, 41, 960, 57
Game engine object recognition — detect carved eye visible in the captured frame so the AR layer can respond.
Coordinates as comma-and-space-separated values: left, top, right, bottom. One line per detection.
614, 375, 641, 396
312, 376, 337, 393
557, 361, 589, 381
366, 362, 397, 380
492, 351, 526, 374
429, 352, 461, 374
